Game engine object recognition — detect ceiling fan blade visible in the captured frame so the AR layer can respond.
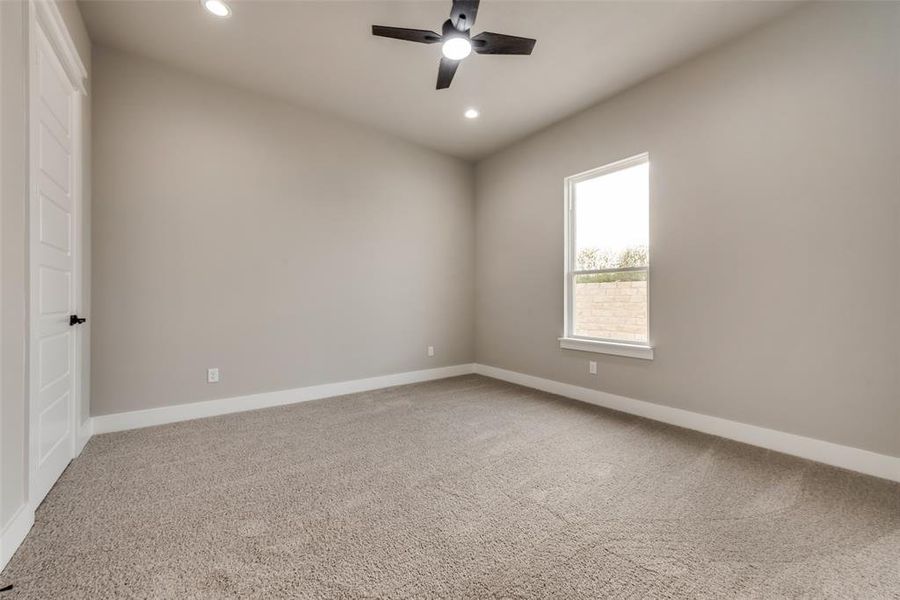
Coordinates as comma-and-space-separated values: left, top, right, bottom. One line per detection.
472, 31, 536, 55
449, 0, 479, 32
436, 57, 460, 89
371, 26, 442, 44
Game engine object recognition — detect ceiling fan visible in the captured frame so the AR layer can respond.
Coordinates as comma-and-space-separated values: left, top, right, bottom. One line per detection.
372, 0, 536, 90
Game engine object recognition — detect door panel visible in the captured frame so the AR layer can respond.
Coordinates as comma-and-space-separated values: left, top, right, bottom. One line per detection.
38, 333, 70, 389
38, 52, 71, 131
39, 124, 70, 191
39, 392, 70, 461
38, 267, 70, 314
40, 194, 71, 252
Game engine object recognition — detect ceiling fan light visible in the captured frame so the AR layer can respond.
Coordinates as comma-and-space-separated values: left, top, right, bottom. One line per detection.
441, 37, 472, 60
202, 0, 231, 17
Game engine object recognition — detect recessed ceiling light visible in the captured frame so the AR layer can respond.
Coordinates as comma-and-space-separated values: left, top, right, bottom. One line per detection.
442, 37, 472, 61
202, 0, 231, 18
464, 108, 480, 119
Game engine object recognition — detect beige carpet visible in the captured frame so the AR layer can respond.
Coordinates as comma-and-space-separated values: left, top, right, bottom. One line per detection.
1, 375, 898, 599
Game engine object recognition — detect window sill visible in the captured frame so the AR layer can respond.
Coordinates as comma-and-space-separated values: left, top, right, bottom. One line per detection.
558, 337, 654, 360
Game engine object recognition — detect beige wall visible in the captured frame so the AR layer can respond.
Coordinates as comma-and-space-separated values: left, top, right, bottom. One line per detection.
0, 0, 28, 529
475, 2, 900, 457
91, 47, 475, 416
1, 0, 91, 531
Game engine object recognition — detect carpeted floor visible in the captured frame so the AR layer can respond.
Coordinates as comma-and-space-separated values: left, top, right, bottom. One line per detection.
1, 375, 898, 599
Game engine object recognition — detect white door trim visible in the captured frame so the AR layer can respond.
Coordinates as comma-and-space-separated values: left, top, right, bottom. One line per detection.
26, 0, 88, 510
30, 1, 86, 94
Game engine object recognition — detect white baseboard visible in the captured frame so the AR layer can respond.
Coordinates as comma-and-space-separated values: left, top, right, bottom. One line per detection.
0, 503, 34, 572
92, 364, 476, 435
76, 418, 93, 456
473, 363, 900, 482
86, 360, 898, 482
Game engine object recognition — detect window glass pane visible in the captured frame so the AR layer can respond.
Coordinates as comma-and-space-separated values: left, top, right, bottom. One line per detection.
574, 161, 648, 271
570, 158, 649, 343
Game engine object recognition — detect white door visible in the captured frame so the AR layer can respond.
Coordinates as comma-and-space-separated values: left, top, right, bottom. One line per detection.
28, 19, 81, 506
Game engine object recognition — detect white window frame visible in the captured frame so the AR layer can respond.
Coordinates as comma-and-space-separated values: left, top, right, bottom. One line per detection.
559, 153, 654, 360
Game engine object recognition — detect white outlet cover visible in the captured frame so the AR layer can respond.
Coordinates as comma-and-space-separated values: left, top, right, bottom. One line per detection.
589, 361, 597, 375
427, 346, 435, 357
207, 368, 220, 383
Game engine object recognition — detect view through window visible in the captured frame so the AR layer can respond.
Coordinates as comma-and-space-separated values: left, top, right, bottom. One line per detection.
566, 154, 649, 344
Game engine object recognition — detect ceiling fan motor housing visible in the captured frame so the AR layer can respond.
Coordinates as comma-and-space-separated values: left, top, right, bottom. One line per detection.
442, 19, 469, 40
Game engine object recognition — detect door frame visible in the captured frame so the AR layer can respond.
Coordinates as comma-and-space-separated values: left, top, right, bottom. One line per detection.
26, 0, 87, 508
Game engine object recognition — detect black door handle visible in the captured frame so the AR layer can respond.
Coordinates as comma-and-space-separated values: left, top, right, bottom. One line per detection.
69, 315, 87, 326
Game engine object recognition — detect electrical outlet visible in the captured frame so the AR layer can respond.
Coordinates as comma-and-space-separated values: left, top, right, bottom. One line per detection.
589, 361, 597, 375
207, 368, 220, 383
427, 345, 435, 357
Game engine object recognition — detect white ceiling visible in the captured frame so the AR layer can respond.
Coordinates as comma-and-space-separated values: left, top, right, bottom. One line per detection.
79, 0, 797, 160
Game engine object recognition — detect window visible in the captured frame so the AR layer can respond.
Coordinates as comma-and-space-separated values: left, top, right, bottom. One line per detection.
560, 153, 653, 359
